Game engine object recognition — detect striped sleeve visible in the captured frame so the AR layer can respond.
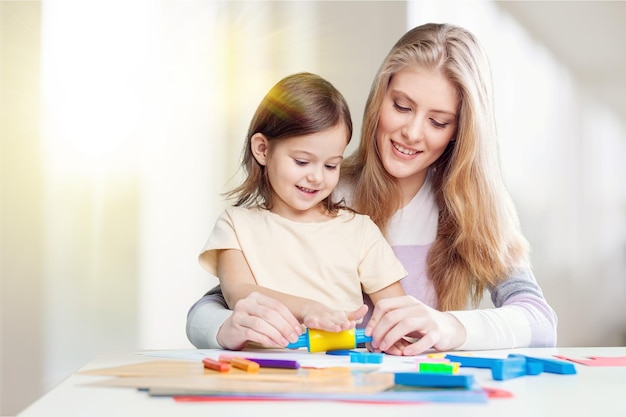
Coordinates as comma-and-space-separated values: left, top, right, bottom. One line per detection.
449, 268, 557, 350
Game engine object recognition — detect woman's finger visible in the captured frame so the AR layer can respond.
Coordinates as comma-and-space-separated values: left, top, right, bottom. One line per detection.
376, 315, 426, 352
238, 314, 295, 347
368, 303, 417, 349
249, 292, 302, 335
218, 292, 303, 349
400, 332, 438, 356
365, 296, 418, 336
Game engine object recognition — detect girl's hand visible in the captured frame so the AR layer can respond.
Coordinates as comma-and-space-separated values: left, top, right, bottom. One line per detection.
301, 302, 368, 333
216, 292, 303, 350
364, 295, 466, 356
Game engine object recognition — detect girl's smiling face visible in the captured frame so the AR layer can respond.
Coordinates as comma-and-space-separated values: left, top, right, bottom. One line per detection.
251, 123, 348, 222
376, 68, 459, 202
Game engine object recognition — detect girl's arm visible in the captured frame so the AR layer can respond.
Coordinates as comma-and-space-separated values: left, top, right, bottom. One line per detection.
367, 281, 406, 305
218, 249, 366, 333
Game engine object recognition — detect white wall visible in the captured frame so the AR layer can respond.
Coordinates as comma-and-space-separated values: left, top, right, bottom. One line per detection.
1, 3, 45, 414
1, 1, 624, 415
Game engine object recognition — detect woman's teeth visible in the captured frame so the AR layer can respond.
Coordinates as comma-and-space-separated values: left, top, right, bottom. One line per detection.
393, 141, 418, 155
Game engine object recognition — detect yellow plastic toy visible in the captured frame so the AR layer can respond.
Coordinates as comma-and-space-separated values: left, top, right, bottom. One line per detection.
287, 328, 372, 352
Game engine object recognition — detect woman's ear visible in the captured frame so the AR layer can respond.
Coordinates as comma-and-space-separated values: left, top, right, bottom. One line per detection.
250, 133, 269, 166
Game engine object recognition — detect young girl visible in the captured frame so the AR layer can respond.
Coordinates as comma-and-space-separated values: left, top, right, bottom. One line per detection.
198, 72, 406, 346
187, 24, 557, 355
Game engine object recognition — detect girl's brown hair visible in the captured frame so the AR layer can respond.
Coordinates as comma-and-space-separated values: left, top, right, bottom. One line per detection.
227, 72, 353, 214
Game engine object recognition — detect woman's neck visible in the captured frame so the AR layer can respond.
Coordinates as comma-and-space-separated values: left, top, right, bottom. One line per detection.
396, 171, 428, 208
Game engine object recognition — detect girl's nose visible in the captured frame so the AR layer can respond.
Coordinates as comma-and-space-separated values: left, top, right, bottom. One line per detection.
306, 165, 323, 183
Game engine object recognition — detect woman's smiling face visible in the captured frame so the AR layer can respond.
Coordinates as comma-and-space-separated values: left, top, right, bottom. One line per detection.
376, 68, 459, 199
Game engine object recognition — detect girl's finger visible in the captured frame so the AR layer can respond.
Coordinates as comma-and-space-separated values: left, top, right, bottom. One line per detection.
347, 304, 368, 322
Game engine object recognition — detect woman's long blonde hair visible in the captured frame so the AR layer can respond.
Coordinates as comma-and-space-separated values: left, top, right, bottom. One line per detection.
342, 23, 529, 311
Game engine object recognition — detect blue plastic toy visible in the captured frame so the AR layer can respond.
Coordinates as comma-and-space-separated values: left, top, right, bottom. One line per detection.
394, 372, 474, 388
445, 353, 576, 380
445, 354, 528, 380
349, 352, 384, 364
490, 356, 528, 380
507, 354, 576, 375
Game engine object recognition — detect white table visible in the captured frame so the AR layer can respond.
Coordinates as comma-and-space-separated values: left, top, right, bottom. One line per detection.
16, 347, 626, 417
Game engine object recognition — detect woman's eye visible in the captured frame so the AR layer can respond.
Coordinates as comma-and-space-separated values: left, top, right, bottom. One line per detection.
430, 119, 449, 129
393, 101, 411, 112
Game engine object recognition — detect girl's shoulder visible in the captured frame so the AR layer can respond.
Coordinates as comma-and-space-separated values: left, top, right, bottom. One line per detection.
335, 209, 381, 232
222, 206, 273, 223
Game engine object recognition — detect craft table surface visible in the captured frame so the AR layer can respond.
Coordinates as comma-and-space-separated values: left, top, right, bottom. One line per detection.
16, 347, 626, 417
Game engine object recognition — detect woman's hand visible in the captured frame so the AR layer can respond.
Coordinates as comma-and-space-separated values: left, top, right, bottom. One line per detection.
300, 302, 368, 333
364, 295, 466, 356
216, 292, 303, 350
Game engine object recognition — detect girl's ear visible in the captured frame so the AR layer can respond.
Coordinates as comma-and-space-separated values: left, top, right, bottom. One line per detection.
250, 133, 269, 166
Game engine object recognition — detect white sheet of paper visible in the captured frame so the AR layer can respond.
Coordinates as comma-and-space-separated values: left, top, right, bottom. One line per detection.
141, 349, 420, 372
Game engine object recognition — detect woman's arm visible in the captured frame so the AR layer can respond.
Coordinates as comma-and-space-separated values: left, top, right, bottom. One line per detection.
186, 286, 312, 351
449, 267, 557, 350
366, 267, 557, 355
186, 287, 232, 349
365, 295, 466, 355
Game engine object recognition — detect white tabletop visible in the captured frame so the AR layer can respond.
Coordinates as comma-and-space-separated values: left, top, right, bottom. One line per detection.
16, 347, 626, 417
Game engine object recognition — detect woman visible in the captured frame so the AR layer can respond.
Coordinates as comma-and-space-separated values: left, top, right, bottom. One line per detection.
187, 23, 557, 355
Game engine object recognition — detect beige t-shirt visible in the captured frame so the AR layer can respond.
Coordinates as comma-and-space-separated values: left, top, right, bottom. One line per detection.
199, 207, 407, 311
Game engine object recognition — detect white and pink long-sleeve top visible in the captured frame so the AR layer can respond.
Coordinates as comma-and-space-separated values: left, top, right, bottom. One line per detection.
360, 175, 558, 349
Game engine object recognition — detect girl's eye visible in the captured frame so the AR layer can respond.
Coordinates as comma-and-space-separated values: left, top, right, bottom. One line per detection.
393, 101, 411, 112
294, 159, 308, 166
430, 119, 449, 129
325, 164, 338, 170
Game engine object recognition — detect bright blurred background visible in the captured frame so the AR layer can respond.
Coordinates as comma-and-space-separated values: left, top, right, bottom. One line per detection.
1, 1, 624, 415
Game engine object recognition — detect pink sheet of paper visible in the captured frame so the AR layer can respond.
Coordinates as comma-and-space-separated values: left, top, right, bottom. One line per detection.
554, 355, 626, 366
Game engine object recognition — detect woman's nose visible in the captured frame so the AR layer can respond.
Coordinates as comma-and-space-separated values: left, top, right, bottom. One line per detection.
402, 116, 425, 142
